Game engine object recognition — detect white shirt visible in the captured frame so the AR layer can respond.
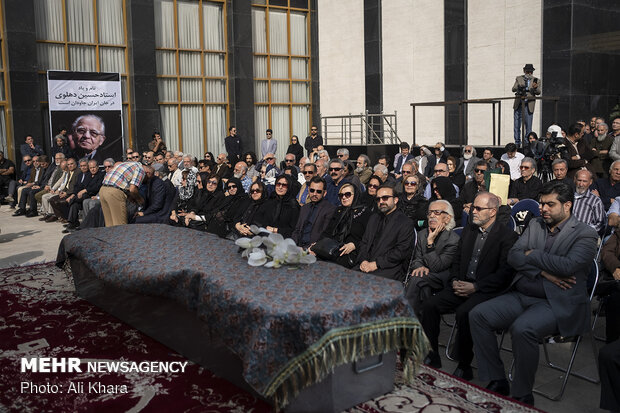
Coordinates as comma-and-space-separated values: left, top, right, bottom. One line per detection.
500, 152, 525, 180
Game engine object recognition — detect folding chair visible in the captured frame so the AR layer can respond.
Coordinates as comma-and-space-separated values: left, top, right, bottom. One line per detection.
511, 198, 541, 218
509, 259, 600, 401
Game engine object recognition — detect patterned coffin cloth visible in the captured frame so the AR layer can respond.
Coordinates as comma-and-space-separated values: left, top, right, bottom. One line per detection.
57, 224, 429, 409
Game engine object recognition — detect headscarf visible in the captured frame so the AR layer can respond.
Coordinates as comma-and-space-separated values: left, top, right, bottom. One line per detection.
330, 183, 367, 242
178, 169, 198, 200
286, 139, 304, 165
240, 180, 268, 225
430, 176, 457, 201
270, 174, 297, 222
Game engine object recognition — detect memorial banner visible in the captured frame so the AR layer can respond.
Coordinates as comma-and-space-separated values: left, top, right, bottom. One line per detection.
47, 71, 123, 164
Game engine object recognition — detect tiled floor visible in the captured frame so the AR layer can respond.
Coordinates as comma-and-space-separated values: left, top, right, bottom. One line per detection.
0, 206, 608, 412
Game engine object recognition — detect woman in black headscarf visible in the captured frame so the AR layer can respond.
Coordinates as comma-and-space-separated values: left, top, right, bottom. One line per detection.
430, 176, 463, 227
398, 173, 428, 229
314, 183, 372, 268
263, 174, 300, 239
206, 177, 250, 237
360, 174, 382, 213
183, 172, 225, 230
234, 180, 270, 237
286, 135, 305, 166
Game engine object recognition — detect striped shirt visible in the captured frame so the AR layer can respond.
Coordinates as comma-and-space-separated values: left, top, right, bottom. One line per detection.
573, 190, 606, 234
102, 161, 145, 190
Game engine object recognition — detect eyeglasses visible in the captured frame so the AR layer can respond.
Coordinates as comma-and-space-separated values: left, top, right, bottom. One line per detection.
434, 169, 447, 173
75, 127, 102, 137
206, 180, 218, 185
474, 168, 486, 174
402, 170, 412, 174
265, 157, 274, 161
227, 184, 237, 190
377, 195, 394, 202
131, 156, 140, 159
311, 128, 317, 131
24, 159, 32, 162
276, 182, 289, 188
266, 132, 272, 135
337, 154, 345, 158
338, 191, 353, 199
404, 181, 418, 186
309, 188, 323, 194
303, 170, 314, 175
519, 165, 531, 170
250, 189, 262, 194
329, 167, 342, 172
472, 205, 493, 212
285, 159, 295, 163
367, 184, 379, 189
427, 209, 448, 216
464, 149, 472, 153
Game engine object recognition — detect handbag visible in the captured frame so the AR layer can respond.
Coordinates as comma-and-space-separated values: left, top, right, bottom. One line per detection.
312, 237, 343, 261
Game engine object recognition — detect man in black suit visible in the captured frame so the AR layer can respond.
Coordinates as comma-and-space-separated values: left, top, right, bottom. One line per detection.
13, 155, 54, 217
356, 185, 416, 281
135, 164, 176, 224
292, 176, 335, 248
63, 160, 104, 231
420, 192, 517, 379
225, 126, 242, 164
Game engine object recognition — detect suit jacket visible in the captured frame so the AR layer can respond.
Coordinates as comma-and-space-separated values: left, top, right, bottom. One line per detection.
27, 167, 43, 185
64, 170, 79, 194
225, 135, 242, 163
507, 215, 598, 337
356, 208, 416, 281
512, 75, 541, 112
136, 179, 176, 224
458, 156, 481, 178
410, 228, 460, 274
71, 171, 93, 196
40, 164, 57, 187
83, 171, 104, 197
292, 198, 336, 247
561, 137, 595, 178
451, 220, 518, 294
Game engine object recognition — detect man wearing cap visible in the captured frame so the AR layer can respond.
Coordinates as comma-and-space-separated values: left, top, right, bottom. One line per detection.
512, 64, 541, 148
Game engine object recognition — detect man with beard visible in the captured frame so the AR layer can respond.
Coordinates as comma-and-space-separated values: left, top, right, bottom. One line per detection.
572, 169, 605, 235
458, 145, 481, 180
68, 114, 108, 163
325, 158, 351, 206
292, 176, 335, 248
356, 185, 415, 281
232, 161, 252, 193
470, 182, 598, 406
482, 148, 498, 170
355, 154, 373, 185
420, 192, 517, 379
591, 122, 613, 178
591, 160, 620, 210
305, 125, 323, 157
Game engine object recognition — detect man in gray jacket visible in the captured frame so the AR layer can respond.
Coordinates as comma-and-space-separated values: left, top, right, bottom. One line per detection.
470, 181, 598, 406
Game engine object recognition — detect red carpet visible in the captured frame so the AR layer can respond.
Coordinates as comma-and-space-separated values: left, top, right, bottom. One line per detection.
0, 263, 540, 413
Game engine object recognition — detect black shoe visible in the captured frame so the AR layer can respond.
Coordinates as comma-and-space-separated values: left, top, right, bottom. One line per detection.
513, 393, 534, 406
62, 228, 75, 234
45, 215, 58, 222
66, 222, 78, 230
423, 351, 442, 369
39, 214, 50, 221
486, 379, 510, 396
25, 210, 38, 217
12, 209, 25, 216
452, 365, 473, 380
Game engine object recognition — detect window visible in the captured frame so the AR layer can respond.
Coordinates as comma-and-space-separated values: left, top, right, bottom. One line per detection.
252, 0, 311, 161
154, 0, 228, 157
34, 0, 131, 146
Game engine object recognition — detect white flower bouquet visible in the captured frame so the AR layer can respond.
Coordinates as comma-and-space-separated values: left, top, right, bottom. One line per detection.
235, 226, 316, 268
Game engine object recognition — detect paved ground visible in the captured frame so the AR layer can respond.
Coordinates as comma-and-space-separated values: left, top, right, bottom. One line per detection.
0, 206, 607, 412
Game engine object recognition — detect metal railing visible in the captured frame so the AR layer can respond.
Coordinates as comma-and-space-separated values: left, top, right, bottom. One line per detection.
320, 111, 400, 146
410, 96, 560, 147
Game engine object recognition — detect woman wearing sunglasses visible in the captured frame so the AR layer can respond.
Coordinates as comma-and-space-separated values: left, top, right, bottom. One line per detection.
360, 174, 382, 213
398, 174, 429, 229
313, 183, 372, 268
206, 177, 250, 237
262, 174, 300, 238
182, 173, 225, 230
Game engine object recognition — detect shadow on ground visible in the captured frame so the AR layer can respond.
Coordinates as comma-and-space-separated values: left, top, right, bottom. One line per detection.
0, 251, 45, 267
0, 230, 41, 243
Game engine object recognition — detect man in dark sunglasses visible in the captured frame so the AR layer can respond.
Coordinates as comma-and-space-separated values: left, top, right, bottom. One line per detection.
292, 176, 335, 248
506, 157, 543, 207
325, 158, 351, 206
355, 185, 415, 282
459, 160, 488, 209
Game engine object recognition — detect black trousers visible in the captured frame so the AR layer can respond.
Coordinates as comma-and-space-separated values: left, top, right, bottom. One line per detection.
600, 339, 620, 411
49, 195, 70, 219
67, 198, 85, 224
605, 290, 620, 343
420, 286, 496, 366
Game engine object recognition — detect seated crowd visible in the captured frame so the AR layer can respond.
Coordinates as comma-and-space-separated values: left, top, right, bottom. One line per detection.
1, 117, 620, 410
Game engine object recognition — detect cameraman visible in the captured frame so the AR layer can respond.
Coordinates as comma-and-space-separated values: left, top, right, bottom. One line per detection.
512, 64, 540, 148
